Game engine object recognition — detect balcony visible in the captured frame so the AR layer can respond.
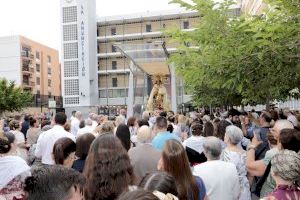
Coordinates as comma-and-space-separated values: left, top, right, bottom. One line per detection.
23, 80, 35, 88
97, 28, 196, 43
22, 66, 31, 74
98, 69, 130, 75
21, 50, 34, 60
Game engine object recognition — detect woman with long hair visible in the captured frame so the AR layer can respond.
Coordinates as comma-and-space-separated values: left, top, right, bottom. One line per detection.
84, 134, 135, 200
72, 133, 95, 172
158, 140, 207, 200
115, 124, 131, 151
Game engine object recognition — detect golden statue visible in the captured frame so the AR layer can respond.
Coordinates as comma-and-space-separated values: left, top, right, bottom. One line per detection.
146, 74, 171, 112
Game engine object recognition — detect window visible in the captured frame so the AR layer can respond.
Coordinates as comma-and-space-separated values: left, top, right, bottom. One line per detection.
97, 28, 100, 37
47, 55, 51, 63
111, 27, 116, 35
48, 68, 51, 75
36, 64, 40, 72
112, 78, 118, 87
48, 79, 51, 87
146, 24, 152, 32
36, 77, 40, 85
99, 90, 107, 98
183, 21, 189, 29
36, 51, 40, 59
111, 45, 117, 52
112, 61, 117, 70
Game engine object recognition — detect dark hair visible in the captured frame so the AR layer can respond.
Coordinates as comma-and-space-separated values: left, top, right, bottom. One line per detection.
216, 120, 231, 140
53, 137, 76, 165
156, 117, 168, 130
9, 120, 20, 130
279, 129, 300, 152
228, 109, 240, 117
24, 115, 30, 121
203, 121, 214, 137
191, 122, 203, 136
79, 120, 85, 129
139, 171, 178, 196
117, 189, 159, 200
267, 132, 277, 145
54, 112, 67, 126
29, 117, 37, 127
76, 133, 95, 160
137, 119, 149, 127
84, 134, 135, 200
115, 124, 131, 151
41, 120, 51, 129
160, 112, 167, 118
127, 117, 136, 127
167, 124, 174, 133
260, 111, 272, 123
24, 166, 85, 200
162, 140, 199, 200
0, 132, 15, 154
167, 116, 175, 123
270, 110, 279, 122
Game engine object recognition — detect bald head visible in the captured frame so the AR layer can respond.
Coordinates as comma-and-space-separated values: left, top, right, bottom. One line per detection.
137, 125, 151, 143
272, 120, 294, 139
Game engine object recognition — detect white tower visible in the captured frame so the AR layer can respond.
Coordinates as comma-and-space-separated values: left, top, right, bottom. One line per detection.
60, 0, 97, 115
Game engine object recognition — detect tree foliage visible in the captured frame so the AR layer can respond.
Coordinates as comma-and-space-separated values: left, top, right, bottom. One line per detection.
168, 0, 300, 107
0, 79, 33, 114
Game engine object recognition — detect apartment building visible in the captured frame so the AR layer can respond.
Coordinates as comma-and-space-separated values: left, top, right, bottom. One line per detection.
0, 35, 61, 107
97, 9, 200, 114
60, 0, 246, 115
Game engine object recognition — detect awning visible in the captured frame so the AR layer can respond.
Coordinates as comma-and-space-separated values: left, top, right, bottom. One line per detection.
114, 41, 170, 75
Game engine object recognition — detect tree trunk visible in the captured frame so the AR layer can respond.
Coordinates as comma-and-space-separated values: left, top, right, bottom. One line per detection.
265, 98, 271, 111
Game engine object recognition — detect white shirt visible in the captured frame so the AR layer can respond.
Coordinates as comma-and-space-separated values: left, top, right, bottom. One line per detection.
287, 114, 298, 127
35, 125, 75, 165
193, 160, 240, 200
77, 125, 94, 137
71, 118, 80, 137
182, 135, 205, 154
92, 120, 98, 129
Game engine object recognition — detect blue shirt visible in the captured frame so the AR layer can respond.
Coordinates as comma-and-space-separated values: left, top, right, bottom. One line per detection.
152, 131, 181, 150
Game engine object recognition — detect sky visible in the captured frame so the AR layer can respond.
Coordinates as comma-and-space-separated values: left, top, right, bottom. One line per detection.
0, 0, 181, 54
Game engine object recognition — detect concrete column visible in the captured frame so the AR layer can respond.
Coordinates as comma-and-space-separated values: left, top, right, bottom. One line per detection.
127, 61, 134, 117
170, 63, 177, 113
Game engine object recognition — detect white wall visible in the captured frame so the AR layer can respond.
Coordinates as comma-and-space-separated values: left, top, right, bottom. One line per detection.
0, 36, 21, 85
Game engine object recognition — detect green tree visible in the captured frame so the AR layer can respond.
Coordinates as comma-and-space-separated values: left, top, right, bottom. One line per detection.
168, 0, 300, 108
0, 79, 33, 115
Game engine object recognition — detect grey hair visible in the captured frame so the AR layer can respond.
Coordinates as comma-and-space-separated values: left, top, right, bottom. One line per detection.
115, 116, 126, 126
274, 120, 294, 131
225, 125, 243, 145
142, 111, 150, 121
75, 111, 82, 119
203, 136, 222, 160
85, 119, 93, 126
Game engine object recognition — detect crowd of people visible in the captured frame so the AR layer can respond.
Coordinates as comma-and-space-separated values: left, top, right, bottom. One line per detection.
0, 107, 299, 200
